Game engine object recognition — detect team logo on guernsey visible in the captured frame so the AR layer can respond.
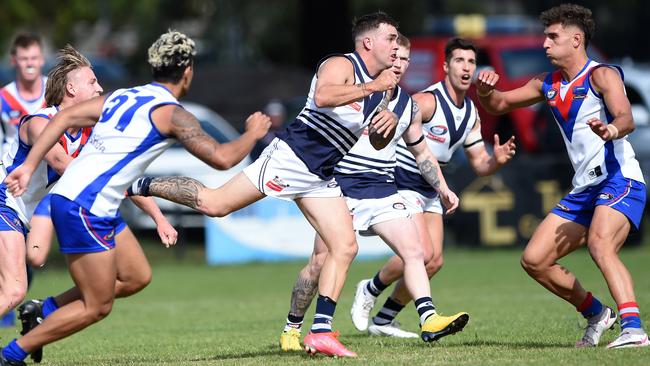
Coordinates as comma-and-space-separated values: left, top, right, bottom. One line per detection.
598, 193, 613, 200
556, 203, 570, 211
572, 86, 588, 99
392, 202, 406, 210
265, 176, 288, 192
545, 88, 558, 101
427, 125, 447, 143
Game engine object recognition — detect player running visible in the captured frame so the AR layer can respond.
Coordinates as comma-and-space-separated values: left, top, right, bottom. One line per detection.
1, 31, 270, 365
350, 37, 516, 337
279, 34, 467, 353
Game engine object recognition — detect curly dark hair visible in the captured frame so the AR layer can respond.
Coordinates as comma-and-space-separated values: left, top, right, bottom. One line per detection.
540, 3, 595, 48
351, 11, 398, 41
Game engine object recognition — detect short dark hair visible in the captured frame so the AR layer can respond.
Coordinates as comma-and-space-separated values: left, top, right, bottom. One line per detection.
10, 33, 42, 55
540, 3, 595, 48
444, 38, 477, 63
351, 11, 398, 41
148, 30, 196, 83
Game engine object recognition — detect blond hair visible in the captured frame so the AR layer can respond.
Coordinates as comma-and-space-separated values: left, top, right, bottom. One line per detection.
148, 30, 196, 82
45, 44, 91, 106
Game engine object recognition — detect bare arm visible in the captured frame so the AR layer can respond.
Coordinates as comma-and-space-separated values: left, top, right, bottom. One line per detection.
24, 116, 74, 175
403, 107, 459, 213
464, 116, 516, 176
153, 105, 270, 170
314, 56, 397, 108
4, 96, 105, 196
129, 195, 178, 247
587, 67, 635, 139
475, 71, 546, 115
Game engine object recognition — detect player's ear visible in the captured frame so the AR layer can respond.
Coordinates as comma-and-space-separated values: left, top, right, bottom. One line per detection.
363, 36, 372, 50
66, 82, 76, 97
572, 32, 582, 49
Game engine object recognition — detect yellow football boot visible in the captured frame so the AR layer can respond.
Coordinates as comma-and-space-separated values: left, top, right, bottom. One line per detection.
280, 328, 302, 351
421, 312, 469, 342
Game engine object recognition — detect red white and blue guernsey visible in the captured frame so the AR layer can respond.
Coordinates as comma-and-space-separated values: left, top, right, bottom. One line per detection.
49, 83, 178, 253
542, 60, 646, 230
0, 78, 47, 154
0, 105, 91, 232
334, 85, 413, 199
395, 81, 478, 201
278, 52, 389, 180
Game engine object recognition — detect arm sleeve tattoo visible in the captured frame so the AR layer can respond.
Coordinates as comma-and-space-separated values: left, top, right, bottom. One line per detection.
417, 159, 440, 191
148, 176, 206, 210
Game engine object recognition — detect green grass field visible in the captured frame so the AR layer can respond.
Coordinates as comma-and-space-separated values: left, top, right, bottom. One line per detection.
2, 244, 649, 365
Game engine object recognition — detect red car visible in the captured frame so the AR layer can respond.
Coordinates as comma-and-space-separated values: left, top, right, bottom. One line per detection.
402, 34, 566, 153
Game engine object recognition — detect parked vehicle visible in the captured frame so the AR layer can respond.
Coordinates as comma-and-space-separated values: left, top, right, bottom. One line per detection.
120, 101, 250, 229
403, 20, 605, 154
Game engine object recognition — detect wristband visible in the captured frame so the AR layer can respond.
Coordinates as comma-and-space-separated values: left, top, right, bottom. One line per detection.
606, 124, 619, 140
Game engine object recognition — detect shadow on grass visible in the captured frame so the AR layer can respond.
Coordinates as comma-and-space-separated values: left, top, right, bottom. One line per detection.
344, 333, 569, 349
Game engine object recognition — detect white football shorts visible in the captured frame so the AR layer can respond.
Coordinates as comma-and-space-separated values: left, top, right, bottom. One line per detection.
346, 193, 410, 231
244, 138, 342, 200
398, 189, 443, 215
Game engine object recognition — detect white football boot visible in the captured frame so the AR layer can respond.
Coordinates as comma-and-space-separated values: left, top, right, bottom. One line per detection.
575, 306, 617, 348
368, 320, 419, 338
350, 279, 377, 331
607, 328, 650, 349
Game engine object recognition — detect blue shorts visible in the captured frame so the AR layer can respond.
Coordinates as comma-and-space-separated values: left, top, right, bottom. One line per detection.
33, 195, 52, 217
0, 206, 27, 236
551, 177, 646, 231
50, 194, 120, 254
34, 194, 127, 234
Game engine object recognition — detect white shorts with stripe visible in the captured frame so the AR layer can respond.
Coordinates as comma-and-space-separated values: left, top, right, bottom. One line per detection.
346, 193, 410, 231
398, 189, 443, 215
243, 138, 341, 200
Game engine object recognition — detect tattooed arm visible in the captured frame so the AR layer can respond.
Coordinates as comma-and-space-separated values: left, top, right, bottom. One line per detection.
402, 104, 459, 213
152, 105, 271, 170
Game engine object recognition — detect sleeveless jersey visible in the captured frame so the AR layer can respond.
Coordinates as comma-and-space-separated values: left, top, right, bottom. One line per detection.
334, 85, 413, 199
541, 60, 644, 193
278, 51, 389, 180
0, 105, 91, 224
51, 83, 179, 217
0, 78, 47, 153
396, 81, 478, 198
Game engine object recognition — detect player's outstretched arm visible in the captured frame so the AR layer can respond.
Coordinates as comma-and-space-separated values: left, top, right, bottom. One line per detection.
314, 56, 397, 108
475, 71, 546, 115
25, 116, 74, 175
4, 95, 106, 196
587, 66, 635, 140
403, 106, 459, 214
154, 105, 270, 170
129, 195, 178, 247
464, 116, 516, 176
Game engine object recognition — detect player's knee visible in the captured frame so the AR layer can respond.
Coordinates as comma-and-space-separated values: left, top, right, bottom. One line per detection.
425, 253, 444, 277
130, 269, 153, 294
87, 301, 114, 323
329, 237, 358, 262
520, 252, 545, 275
586, 240, 616, 266
400, 244, 424, 264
